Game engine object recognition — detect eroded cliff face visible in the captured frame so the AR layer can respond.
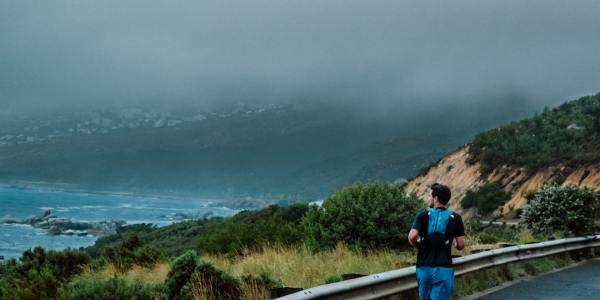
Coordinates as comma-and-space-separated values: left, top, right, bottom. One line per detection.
406, 145, 600, 218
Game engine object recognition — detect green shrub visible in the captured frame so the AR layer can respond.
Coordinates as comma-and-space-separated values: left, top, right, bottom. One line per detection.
465, 221, 526, 244
164, 251, 244, 300
521, 184, 600, 235
87, 204, 308, 258
101, 233, 163, 271
196, 204, 308, 255
0, 247, 91, 299
47, 248, 92, 281
324, 274, 343, 284
461, 182, 510, 215
59, 277, 166, 300
182, 261, 241, 300
87, 224, 157, 258
303, 182, 425, 251
0, 260, 18, 299
133, 246, 163, 268
165, 250, 199, 299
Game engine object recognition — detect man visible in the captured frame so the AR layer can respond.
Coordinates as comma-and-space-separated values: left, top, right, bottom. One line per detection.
408, 183, 465, 300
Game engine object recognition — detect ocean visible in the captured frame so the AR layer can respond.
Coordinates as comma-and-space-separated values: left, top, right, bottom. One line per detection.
0, 185, 238, 259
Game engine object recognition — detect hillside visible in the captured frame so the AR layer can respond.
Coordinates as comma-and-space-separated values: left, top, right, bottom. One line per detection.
407, 93, 600, 218
0, 105, 440, 202
0, 101, 522, 204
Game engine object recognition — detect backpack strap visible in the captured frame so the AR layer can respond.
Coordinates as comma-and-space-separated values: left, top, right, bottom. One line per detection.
444, 212, 457, 243
418, 211, 429, 243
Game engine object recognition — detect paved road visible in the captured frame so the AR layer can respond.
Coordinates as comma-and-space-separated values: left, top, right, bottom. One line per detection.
476, 259, 600, 300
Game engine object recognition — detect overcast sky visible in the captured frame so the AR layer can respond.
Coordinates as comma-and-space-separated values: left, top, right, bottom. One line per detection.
1, 0, 599, 115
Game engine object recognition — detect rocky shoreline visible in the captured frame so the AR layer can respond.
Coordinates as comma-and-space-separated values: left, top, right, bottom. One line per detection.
0, 209, 125, 237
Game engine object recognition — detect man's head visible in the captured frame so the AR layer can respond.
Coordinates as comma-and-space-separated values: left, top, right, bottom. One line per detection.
428, 183, 451, 208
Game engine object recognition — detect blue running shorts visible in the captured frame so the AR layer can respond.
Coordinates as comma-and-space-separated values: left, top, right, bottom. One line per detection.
416, 266, 454, 300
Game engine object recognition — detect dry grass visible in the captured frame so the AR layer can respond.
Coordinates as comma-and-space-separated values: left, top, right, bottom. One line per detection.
203, 244, 415, 288
78, 262, 169, 284
239, 280, 270, 300
188, 273, 269, 300
189, 274, 217, 300
77, 231, 525, 291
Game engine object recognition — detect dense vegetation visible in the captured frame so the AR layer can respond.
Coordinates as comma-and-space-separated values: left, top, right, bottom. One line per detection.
469, 93, 600, 173
303, 182, 425, 251
0, 247, 91, 299
2, 183, 429, 299
88, 204, 308, 258
3, 181, 596, 299
521, 184, 600, 235
461, 182, 511, 215
101, 233, 163, 272
60, 277, 165, 300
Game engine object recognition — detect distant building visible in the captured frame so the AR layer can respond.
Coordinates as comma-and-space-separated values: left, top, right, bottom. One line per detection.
567, 123, 584, 130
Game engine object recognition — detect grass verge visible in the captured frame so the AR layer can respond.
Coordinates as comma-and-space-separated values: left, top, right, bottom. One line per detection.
204, 243, 415, 288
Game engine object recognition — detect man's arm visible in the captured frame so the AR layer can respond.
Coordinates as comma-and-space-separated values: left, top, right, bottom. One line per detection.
454, 215, 466, 250
454, 236, 465, 250
408, 212, 423, 248
408, 229, 419, 247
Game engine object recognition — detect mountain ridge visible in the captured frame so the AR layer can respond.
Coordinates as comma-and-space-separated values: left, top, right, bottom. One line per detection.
407, 92, 600, 218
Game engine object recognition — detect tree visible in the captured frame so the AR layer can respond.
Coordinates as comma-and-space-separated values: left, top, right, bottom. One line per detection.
521, 184, 600, 235
584, 105, 600, 134
303, 182, 425, 251
461, 182, 510, 215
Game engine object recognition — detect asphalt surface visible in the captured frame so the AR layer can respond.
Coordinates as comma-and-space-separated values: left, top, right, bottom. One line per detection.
476, 259, 600, 300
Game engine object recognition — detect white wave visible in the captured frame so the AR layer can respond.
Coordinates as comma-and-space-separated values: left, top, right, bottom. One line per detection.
80, 205, 107, 209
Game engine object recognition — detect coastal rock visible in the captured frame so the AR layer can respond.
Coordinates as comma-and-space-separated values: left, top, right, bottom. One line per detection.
0, 216, 19, 224
48, 226, 62, 235
0, 209, 125, 236
90, 220, 126, 235
168, 211, 214, 221
39, 209, 52, 219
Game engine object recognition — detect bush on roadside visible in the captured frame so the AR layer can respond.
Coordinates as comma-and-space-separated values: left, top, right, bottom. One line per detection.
165, 250, 245, 300
165, 250, 199, 299
196, 204, 308, 256
521, 184, 600, 235
461, 182, 510, 215
59, 277, 166, 300
303, 182, 425, 251
184, 261, 241, 300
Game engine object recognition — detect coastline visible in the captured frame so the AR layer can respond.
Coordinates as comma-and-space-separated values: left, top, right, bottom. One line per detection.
0, 183, 242, 259
0, 180, 227, 205
0, 180, 286, 210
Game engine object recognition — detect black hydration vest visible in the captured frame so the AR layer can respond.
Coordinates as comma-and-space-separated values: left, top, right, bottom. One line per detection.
419, 209, 458, 247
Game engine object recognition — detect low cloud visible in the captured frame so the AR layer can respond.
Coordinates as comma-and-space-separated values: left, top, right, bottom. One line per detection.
1, 0, 599, 116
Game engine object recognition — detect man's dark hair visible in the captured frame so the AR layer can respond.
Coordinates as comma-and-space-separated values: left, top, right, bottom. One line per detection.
431, 183, 451, 205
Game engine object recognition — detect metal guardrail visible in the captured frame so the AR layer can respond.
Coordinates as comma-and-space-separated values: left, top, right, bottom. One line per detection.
276, 235, 600, 300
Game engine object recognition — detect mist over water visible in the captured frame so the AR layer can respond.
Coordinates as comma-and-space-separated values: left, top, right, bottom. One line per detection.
1, 1, 599, 117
